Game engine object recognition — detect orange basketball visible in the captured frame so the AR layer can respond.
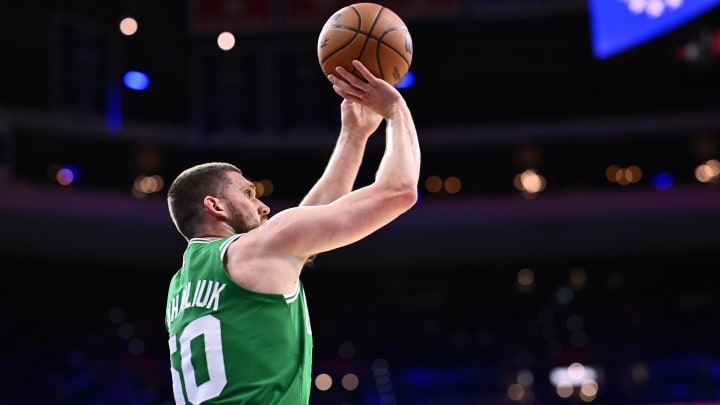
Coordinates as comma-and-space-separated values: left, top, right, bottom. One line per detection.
317, 2, 413, 87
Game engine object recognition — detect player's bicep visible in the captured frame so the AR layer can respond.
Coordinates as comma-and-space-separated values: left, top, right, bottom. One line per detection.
263, 186, 406, 257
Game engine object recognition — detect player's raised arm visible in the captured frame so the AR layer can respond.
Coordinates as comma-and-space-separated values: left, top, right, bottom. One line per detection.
332, 60, 421, 199
260, 60, 421, 258
299, 99, 382, 207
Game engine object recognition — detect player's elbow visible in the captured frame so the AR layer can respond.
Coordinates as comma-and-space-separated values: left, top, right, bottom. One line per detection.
390, 184, 419, 212
372, 176, 419, 212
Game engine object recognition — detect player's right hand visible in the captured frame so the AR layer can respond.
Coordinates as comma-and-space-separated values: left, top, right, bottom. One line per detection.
329, 60, 404, 120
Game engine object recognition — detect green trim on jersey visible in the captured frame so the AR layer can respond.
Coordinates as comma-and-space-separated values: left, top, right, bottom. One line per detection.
166, 235, 313, 404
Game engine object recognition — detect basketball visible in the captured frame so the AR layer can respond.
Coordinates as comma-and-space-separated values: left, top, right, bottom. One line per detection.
317, 2, 413, 87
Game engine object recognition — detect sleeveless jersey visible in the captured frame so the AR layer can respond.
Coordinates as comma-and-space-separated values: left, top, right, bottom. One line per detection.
165, 235, 313, 404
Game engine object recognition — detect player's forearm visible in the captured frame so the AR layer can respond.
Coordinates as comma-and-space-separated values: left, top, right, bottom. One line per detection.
375, 101, 421, 193
300, 130, 368, 206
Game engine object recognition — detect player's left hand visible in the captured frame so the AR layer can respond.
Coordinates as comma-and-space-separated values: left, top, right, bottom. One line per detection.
340, 99, 383, 140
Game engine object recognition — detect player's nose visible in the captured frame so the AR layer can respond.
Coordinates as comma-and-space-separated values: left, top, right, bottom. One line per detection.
258, 201, 270, 216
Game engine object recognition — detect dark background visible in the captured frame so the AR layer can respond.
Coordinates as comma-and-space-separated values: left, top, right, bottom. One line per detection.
1, 0, 720, 404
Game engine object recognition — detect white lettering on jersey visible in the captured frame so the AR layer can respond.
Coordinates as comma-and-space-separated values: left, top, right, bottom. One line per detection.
166, 280, 227, 328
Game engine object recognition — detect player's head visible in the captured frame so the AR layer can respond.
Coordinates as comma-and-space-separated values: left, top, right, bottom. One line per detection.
167, 162, 269, 240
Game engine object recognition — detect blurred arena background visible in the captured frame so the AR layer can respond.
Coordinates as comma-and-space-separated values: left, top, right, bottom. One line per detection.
1, 0, 720, 404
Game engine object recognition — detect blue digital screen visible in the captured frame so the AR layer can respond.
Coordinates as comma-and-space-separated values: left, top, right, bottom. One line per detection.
588, 0, 720, 59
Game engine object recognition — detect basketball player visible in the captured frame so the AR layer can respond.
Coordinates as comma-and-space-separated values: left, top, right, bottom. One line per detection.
164, 60, 421, 404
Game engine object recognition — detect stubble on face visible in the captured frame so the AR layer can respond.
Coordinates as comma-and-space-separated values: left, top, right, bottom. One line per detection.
223, 172, 267, 234
225, 199, 265, 234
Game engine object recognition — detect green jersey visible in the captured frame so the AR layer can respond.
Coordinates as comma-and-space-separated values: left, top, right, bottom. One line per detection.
165, 235, 313, 404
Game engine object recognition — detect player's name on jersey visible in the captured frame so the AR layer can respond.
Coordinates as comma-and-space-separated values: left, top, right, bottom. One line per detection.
166, 280, 227, 327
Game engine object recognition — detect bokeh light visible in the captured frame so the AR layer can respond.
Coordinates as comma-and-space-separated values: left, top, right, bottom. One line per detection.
119, 17, 138, 36
123, 70, 150, 91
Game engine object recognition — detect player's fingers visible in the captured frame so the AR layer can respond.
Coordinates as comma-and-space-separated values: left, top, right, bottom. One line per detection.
351, 60, 377, 83
332, 71, 367, 99
331, 81, 361, 102
335, 65, 370, 90
328, 74, 353, 93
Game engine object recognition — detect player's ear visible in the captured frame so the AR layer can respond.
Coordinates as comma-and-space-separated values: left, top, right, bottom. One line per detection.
203, 196, 227, 219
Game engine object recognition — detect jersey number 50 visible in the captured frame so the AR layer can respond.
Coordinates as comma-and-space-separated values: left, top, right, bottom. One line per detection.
169, 314, 227, 404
